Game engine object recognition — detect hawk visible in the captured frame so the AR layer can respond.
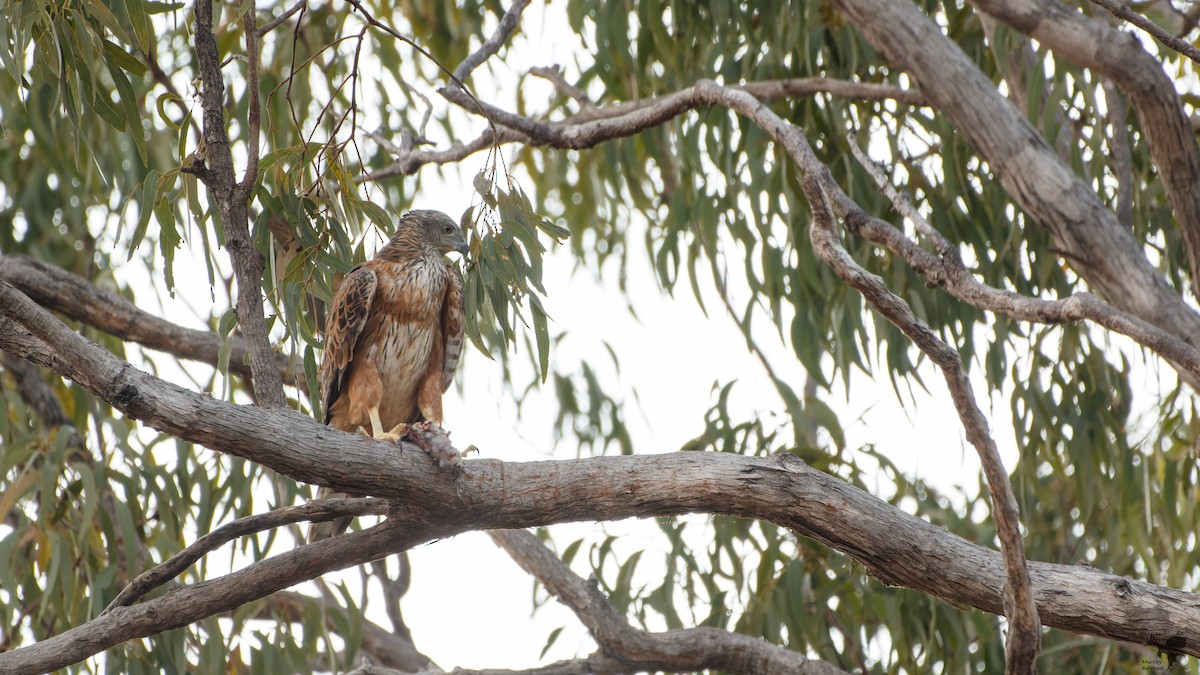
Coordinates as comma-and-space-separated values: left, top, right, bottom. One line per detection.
307, 209, 468, 542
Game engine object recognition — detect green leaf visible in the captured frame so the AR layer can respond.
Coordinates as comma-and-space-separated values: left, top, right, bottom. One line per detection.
529, 294, 550, 382
539, 626, 563, 660
128, 168, 162, 259
90, 5, 132, 45
123, 0, 152, 52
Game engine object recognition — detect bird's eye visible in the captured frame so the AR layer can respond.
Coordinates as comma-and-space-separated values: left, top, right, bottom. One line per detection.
444, 225, 452, 234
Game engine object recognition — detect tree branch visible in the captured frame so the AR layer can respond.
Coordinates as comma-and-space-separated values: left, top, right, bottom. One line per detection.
0, 255, 306, 389
1087, 0, 1200, 64
257, 0, 306, 38
368, 75, 922, 182
490, 530, 848, 674
262, 590, 432, 671
450, 0, 531, 85
387, 72, 1200, 383
193, 0, 286, 407
0, 277, 1197, 670
829, 0, 1200, 356
840, 137, 1200, 386
238, 2, 262, 200
105, 498, 390, 612
961, 0, 1200, 307
805, 176, 1040, 670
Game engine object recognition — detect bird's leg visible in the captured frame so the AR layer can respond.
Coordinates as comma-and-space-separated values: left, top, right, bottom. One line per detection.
368, 407, 403, 443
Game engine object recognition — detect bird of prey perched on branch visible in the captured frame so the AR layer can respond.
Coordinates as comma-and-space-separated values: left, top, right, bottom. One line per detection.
307, 209, 468, 543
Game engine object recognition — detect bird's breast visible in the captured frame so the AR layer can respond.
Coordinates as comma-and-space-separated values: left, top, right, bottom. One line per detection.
373, 258, 448, 322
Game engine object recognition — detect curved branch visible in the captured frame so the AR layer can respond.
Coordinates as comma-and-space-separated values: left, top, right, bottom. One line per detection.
450, 0, 531, 84
1087, 0, 1200, 64
0, 255, 307, 389
841, 138, 1200, 385
0, 278, 1197, 671
105, 498, 390, 612
490, 530, 848, 674
257, 0, 306, 38
806, 177, 1039, 669
388, 75, 1200, 385
367, 76, 923, 182
262, 590, 432, 671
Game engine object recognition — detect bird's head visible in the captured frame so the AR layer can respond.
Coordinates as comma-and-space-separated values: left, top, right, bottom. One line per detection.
396, 209, 469, 257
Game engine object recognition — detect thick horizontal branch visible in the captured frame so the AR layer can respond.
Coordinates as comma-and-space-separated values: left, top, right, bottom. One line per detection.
0, 278, 1196, 671
0, 255, 307, 390
490, 530, 847, 674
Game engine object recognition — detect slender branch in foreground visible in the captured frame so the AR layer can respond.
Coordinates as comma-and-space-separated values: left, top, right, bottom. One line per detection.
450, 0, 531, 84
239, 2, 262, 200
370, 75, 922, 182
1087, 0, 1200, 64
0, 276, 1197, 671
105, 498, 390, 612
805, 175, 1040, 671
490, 530, 849, 675
194, 0, 286, 407
417, 74, 1200, 388
257, 0, 306, 37
0, 255, 307, 389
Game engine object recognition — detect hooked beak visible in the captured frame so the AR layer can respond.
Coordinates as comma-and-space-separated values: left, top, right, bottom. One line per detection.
455, 240, 470, 256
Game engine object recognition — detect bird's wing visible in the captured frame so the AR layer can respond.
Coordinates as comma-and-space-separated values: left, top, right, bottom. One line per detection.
440, 263, 466, 392
319, 264, 378, 424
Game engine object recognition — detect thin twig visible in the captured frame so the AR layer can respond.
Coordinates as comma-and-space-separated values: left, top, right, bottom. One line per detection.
238, 4, 262, 199
1088, 0, 1200, 64
257, 0, 306, 37
450, 0, 532, 84
529, 65, 596, 110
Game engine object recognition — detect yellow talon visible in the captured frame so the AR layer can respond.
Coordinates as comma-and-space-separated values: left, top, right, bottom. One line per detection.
368, 407, 402, 442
